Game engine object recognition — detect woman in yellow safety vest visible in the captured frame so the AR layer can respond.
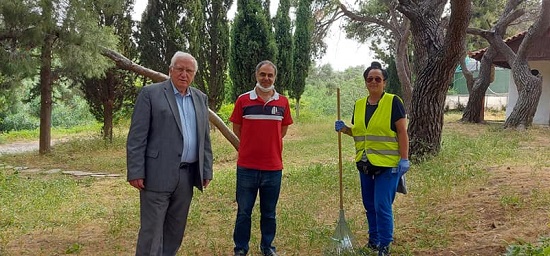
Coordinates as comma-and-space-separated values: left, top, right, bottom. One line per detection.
335, 61, 410, 256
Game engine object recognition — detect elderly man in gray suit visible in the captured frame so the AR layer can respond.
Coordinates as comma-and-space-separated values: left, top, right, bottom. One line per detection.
126, 51, 213, 256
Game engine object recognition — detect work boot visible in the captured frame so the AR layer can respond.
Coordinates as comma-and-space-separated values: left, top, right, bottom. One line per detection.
378, 245, 390, 256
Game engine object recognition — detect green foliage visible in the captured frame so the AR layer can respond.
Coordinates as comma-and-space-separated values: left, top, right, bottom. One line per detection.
137, 0, 187, 74
0, 0, 121, 153
79, 0, 139, 140
65, 243, 82, 254
0, 1, 42, 79
0, 171, 81, 233
0, 80, 96, 132
1, 111, 40, 131
505, 237, 550, 256
290, 0, 314, 103
51, 96, 96, 129
189, 0, 232, 112
342, 0, 398, 63
304, 65, 366, 118
215, 103, 235, 125
273, 0, 294, 95
343, 0, 394, 44
1, 97, 95, 132
229, 0, 277, 101
384, 57, 402, 97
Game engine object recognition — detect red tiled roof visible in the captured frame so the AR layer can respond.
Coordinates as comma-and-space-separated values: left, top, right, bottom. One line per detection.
468, 27, 550, 69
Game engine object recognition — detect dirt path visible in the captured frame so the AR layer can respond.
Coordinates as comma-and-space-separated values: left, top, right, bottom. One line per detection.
0, 139, 122, 178
0, 138, 70, 155
0, 141, 41, 155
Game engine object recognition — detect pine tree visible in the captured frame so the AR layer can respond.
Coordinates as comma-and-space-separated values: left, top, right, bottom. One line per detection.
291, 0, 313, 117
229, 0, 277, 100
0, 0, 118, 153
188, 0, 232, 111
273, 0, 293, 94
137, 0, 186, 76
80, 0, 139, 141
385, 57, 403, 98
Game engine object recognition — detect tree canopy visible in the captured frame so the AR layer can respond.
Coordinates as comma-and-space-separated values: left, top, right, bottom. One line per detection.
229, 0, 276, 100
0, 0, 119, 153
291, 0, 314, 117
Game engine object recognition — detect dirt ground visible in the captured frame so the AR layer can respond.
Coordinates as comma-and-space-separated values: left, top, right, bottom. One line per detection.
419, 164, 550, 255
409, 121, 550, 256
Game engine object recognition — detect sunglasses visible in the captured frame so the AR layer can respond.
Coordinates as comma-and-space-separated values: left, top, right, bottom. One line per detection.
366, 77, 383, 83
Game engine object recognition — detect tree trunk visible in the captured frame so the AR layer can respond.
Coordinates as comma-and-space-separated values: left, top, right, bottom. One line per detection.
461, 51, 496, 123
39, 36, 54, 155
462, 89, 486, 123
461, 0, 524, 124
504, 69, 542, 128
408, 70, 447, 157
399, 0, 471, 158
295, 98, 300, 118
103, 99, 114, 142
395, 33, 413, 113
483, 0, 550, 128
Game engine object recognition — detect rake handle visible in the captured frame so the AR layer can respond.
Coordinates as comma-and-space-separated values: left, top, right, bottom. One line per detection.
337, 88, 344, 210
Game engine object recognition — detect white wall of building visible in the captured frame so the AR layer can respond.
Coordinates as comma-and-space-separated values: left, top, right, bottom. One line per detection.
506, 60, 550, 125
445, 95, 508, 110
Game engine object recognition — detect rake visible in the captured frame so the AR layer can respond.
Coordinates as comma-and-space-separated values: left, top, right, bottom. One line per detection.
330, 88, 355, 254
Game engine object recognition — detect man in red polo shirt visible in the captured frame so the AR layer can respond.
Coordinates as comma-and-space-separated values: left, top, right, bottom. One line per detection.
230, 60, 293, 256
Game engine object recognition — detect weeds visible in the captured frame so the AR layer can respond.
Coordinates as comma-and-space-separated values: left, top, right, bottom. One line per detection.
0, 113, 549, 255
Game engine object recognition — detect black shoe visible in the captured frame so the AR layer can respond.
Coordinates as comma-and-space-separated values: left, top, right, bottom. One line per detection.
365, 242, 379, 251
234, 249, 247, 256
378, 245, 390, 256
260, 247, 278, 256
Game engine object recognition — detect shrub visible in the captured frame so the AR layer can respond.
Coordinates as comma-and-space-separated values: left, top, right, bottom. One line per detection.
505, 237, 550, 256
1, 112, 39, 131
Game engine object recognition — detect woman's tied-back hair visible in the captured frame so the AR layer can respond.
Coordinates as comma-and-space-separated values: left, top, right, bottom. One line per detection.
363, 61, 388, 81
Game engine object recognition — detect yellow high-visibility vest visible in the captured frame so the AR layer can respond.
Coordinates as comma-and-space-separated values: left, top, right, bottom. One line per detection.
351, 93, 400, 166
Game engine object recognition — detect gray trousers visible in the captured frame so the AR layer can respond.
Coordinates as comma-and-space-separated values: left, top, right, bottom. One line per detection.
135, 165, 196, 256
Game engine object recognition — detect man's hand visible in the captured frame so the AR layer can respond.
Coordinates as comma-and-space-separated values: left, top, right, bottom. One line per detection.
129, 179, 145, 190
203, 179, 211, 188
397, 159, 410, 175
335, 120, 346, 132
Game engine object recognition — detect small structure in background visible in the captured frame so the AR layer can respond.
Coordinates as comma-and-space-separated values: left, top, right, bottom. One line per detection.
470, 28, 550, 125
449, 57, 510, 111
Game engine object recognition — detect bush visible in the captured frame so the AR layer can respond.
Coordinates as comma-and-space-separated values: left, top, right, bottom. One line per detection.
51, 98, 95, 128
1, 112, 39, 131
505, 237, 550, 256
216, 103, 235, 125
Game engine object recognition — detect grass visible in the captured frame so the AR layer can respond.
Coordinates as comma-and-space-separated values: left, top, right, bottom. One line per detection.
0, 111, 549, 255
0, 123, 103, 144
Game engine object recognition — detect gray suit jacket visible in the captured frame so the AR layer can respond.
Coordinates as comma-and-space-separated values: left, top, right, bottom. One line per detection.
126, 79, 213, 192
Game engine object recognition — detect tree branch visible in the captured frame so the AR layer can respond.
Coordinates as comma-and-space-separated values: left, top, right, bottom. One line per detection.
100, 47, 240, 151
339, 2, 397, 34
517, 0, 550, 59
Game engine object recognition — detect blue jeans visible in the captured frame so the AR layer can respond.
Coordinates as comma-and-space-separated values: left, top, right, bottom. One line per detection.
233, 167, 282, 254
359, 167, 399, 247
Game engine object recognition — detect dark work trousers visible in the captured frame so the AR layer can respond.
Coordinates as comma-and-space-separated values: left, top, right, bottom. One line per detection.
135, 163, 197, 256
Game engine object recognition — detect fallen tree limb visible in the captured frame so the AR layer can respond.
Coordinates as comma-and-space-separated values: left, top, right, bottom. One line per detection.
101, 47, 239, 151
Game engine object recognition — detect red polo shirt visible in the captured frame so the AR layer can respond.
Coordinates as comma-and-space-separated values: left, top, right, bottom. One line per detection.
229, 89, 293, 170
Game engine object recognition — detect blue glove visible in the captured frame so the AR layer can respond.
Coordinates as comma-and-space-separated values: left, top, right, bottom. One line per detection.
397, 159, 410, 175
335, 120, 346, 132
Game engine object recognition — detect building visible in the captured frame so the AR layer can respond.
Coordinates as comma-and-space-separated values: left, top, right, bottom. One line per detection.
470, 28, 550, 125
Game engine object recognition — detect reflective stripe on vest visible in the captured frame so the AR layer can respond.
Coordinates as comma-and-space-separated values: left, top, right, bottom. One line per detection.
351, 93, 400, 167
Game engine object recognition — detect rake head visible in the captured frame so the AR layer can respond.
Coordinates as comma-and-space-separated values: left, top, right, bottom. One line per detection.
329, 209, 355, 254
